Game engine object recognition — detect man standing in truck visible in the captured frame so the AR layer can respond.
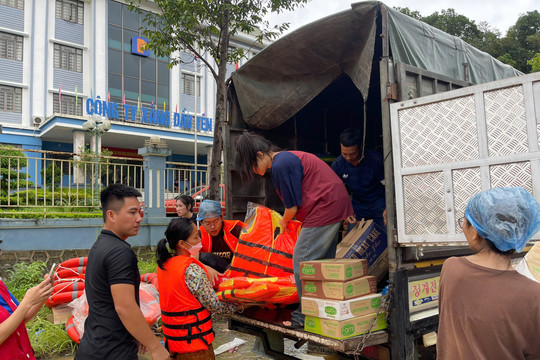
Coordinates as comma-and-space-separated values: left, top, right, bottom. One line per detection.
332, 128, 386, 231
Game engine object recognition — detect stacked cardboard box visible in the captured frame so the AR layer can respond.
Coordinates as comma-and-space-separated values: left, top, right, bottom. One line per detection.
299, 259, 387, 339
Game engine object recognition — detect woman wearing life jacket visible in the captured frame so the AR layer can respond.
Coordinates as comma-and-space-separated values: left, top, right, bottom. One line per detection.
156, 218, 239, 359
235, 132, 353, 329
0, 241, 53, 359
175, 194, 196, 223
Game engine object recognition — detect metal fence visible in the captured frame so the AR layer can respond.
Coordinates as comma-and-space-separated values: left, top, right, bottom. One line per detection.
0, 147, 215, 218
0, 147, 145, 218
164, 161, 211, 210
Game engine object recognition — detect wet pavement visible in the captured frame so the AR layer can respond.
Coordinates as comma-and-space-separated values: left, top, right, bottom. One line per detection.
46, 317, 335, 360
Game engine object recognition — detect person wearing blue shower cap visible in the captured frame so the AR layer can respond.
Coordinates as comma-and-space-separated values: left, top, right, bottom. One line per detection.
437, 187, 540, 359
196, 200, 245, 285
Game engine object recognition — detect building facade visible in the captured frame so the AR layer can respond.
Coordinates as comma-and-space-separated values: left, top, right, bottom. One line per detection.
0, 0, 264, 188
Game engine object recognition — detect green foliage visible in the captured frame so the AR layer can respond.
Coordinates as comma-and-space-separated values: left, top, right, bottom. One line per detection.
27, 308, 76, 358
0, 208, 102, 219
503, 11, 540, 73
394, 7, 421, 20
498, 53, 518, 68
40, 162, 63, 189
138, 253, 158, 274
4, 261, 47, 301
0, 146, 33, 196
1, 188, 99, 207
528, 53, 540, 72
76, 147, 114, 186
421, 8, 481, 44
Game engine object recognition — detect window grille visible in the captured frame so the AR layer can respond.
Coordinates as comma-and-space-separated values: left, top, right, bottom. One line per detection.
0, 32, 23, 61
0, 86, 22, 113
54, 43, 83, 72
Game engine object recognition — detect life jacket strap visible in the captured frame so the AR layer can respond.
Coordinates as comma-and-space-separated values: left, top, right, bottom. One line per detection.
162, 313, 212, 330
161, 306, 205, 317
163, 328, 214, 345
237, 239, 293, 259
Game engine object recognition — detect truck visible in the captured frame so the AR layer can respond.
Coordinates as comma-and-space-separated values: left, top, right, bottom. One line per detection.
221, 2, 539, 359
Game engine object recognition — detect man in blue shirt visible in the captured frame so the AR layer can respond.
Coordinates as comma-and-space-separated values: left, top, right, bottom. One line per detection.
332, 128, 386, 231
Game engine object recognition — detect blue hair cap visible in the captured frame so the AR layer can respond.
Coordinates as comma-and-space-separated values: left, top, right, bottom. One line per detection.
464, 187, 540, 252
196, 200, 222, 221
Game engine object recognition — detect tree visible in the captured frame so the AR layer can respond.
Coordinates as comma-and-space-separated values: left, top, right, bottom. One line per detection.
0, 146, 33, 196
421, 9, 481, 46
528, 53, 540, 72
394, 7, 421, 20
499, 10, 540, 73
127, 0, 309, 201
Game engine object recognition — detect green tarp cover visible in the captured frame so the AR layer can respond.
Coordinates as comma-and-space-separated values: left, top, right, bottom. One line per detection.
385, 6, 521, 84
231, 1, 521, 130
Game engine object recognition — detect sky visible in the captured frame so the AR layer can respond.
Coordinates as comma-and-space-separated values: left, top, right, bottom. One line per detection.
265, 0, 538, 36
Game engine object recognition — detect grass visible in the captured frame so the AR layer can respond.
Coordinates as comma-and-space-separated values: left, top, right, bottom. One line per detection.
4, 262, 76, 358
4, 254, 157, 358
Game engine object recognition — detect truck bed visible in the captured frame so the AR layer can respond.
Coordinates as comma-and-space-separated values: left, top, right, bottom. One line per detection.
227, 313, 388, 357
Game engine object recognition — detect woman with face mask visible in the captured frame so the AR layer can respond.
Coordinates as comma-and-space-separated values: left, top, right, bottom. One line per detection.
156, 218, 240, 359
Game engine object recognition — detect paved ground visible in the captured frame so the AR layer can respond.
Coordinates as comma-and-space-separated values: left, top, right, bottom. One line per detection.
46, 317, 335, 360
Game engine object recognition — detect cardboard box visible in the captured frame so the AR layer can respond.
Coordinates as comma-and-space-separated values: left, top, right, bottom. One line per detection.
304, 313, 387, 340
299, 259, 368, 281
51, 304, 72, 324
302, 293, 382, 320
336, 220, 388, 281
302, 276, 377, 300
526, 242, 540, 281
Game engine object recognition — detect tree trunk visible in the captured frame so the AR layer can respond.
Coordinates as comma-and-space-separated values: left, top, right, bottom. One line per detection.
208, 5, 230, 202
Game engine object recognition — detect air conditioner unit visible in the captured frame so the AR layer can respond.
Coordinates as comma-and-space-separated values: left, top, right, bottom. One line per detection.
32, 116, 43, 126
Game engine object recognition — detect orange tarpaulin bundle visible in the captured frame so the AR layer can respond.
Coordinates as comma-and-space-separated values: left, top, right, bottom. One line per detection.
225, 203, 301, 279
217, 276, 299, 306
218, 276, 295, 291
217, 283, 280, 303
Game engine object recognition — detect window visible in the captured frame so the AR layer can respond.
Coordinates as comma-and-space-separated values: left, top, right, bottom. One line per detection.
0, 32, 23, 61
55, 0, 84, 25
54, 44, 82, 72
0, 0, 24, 10
0, 86, 22, 113
107, 0, 170, 114
53, 93, 82, 116
181, 73, 201, 97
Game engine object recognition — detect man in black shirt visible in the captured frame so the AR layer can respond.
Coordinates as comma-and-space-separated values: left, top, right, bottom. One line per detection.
75, 184, 168, 360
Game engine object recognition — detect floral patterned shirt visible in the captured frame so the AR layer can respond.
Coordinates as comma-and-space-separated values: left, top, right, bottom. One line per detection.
185, 263, 237, 314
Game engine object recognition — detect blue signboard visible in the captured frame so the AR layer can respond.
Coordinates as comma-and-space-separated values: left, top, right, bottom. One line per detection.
132, 36, 150, 57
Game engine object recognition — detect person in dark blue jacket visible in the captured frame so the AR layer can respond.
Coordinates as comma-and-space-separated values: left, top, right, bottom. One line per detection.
332, 128, 386, 231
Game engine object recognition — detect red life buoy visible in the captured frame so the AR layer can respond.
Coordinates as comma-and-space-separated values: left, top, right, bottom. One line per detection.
140, 273, 159, 290
46, 290, 84, 308
59, 257, 87, 269
66, 316, 81, 344
55, 267, 86, 280
53, 280, 85, 293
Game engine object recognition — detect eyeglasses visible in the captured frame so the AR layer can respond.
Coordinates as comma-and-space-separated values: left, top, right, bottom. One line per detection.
457, 216, 465, 228
201, 219, 222, 228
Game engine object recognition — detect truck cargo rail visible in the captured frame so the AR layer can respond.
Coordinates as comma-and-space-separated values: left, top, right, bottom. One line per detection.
227, 313, 388, 359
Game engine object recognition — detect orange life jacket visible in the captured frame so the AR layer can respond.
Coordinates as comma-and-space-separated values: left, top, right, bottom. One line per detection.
200, 220, 244, 253
157, 255, 214, 353
225, 206, 301, 278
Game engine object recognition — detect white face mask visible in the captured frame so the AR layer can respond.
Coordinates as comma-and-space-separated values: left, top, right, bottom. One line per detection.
184, 242, 203, 257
